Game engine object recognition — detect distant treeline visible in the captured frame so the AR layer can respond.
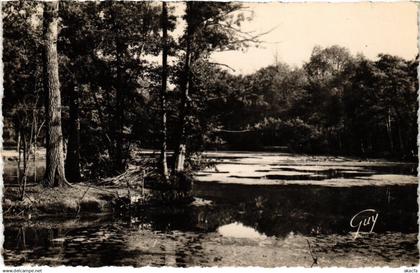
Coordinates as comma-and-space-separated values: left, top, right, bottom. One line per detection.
3, 2, 417, 185
204, 46, 418, 161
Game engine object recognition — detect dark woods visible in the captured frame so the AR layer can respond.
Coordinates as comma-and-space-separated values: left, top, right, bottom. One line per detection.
3, 2, 418, 188
224, 47, 418, 159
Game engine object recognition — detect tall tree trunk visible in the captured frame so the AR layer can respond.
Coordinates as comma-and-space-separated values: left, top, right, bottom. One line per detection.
65, 83, 81, 182
394, 111, 405, 156
33, 113, 37, 184
359, 138, 365, 155
115, 41, 125, 172
160, 2, 169, 180
397, 122, 405, 155
385, 108, 394, 154
16, 127, 21, 186
174, 19, 192, 173
43, 1, 68, 187
111, 4, 125, 173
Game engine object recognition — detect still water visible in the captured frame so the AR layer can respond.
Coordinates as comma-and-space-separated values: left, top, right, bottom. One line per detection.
3, 152, 419, 267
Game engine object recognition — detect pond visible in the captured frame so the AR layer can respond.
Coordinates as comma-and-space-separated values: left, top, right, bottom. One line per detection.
3, 152, 419, 267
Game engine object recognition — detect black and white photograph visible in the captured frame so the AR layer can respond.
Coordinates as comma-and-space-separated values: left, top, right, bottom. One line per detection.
1, 1, 419, 268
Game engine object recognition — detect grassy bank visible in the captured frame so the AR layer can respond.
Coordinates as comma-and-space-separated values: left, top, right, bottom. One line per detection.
2, 169, 160, 218
3, 171, 193, 218
3, 148, 194, 217
4, 184, 123, 217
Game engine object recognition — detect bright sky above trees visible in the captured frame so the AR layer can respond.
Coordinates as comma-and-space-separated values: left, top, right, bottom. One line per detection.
207, 2, 418, 74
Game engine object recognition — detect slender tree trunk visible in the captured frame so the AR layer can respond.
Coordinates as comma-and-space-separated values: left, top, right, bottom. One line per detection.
385, 108, 394, 154
174, 23, 192, 173
16, 128, 21, 185
115, 42, 125, 172
33, 114, 37, 184
394, 111, 405, 156
43, 1, 68, 187
21, 227, 26, 249
65, 83, 81, 182
111, 5, 125, 173
160, 2, 169, 180
397, 122, 405, 155
337, 132, 342, 152
360, 138, 365, 154
20, 114, 36, 200
104, 4, 125, 173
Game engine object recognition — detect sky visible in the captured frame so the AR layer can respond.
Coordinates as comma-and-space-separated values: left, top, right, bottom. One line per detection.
208, 2, 418, 75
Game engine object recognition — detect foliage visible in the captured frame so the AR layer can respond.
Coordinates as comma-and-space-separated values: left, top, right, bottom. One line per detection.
3, 1, 417, 191
203, 46, 417, 160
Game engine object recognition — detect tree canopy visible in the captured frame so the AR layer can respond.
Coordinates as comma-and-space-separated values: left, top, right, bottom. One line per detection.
3, 1, 417, 186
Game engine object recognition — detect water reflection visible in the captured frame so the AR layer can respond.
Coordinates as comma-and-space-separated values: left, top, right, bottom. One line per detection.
217, 222, 267, 239
4, 182, 418, 267
193, 183, 418, 236
3, 152, 419, 267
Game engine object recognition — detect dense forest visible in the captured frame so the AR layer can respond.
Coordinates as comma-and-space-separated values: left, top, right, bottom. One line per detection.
3, 1, 418, 189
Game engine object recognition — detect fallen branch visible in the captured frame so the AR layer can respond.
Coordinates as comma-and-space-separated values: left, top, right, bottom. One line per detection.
306, 239, 318, 267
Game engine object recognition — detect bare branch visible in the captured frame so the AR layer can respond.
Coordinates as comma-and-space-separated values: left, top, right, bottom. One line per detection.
212, 128, 255, 133
208, 62, 236, 72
